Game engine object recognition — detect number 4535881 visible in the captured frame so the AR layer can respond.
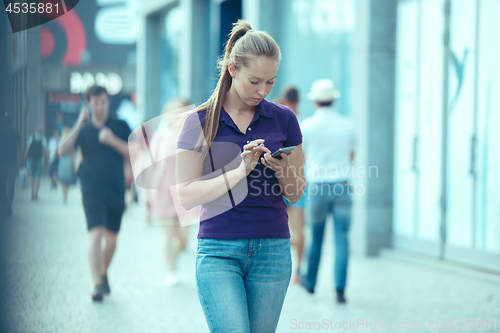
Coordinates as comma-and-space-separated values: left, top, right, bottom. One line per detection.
444, 319, 496, 330
5, 2, 60, 14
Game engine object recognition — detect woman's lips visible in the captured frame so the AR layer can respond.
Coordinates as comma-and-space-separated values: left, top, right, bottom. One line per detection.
252, 98, 262, 102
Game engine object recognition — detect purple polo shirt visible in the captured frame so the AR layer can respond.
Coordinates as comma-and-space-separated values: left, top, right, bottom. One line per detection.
177, 99, 302, 239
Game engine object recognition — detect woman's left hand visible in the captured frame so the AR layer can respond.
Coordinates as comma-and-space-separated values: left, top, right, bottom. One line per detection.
261, 151, 293, 175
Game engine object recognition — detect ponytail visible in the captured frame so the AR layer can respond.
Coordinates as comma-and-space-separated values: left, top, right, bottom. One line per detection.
180, 19, 280, 159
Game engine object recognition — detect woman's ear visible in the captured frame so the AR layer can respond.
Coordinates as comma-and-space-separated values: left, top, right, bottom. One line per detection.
228, 62, 235, 78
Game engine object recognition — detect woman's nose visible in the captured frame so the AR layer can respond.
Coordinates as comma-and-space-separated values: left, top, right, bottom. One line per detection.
257, 87, 266, 97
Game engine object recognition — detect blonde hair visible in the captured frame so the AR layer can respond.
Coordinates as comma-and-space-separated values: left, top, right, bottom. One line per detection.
181, 19, 281, 158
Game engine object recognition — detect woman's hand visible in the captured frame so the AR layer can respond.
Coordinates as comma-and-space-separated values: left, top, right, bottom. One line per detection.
261, 150, 293, 176
239, 139, 271, 176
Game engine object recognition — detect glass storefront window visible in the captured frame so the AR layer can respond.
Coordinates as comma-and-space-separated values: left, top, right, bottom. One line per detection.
159, 6, 183, 113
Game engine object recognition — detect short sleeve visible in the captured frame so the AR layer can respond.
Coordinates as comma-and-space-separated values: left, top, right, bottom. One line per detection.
118, 120, 132, 141
283, 111, 303, 147
177, 112, 205, 152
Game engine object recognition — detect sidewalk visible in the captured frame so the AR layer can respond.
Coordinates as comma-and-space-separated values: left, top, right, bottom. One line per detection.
1, 178, 499, 333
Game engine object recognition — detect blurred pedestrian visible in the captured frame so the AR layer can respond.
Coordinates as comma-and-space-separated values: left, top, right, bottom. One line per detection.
176, 20, 305, 332
55, 112, 65, 136
48, 129, 60, 191
57, 127, 76, 203
128, 128, 151, 223
147, 98, 191, 286
58, 85, 132, 302
0, 114, 23, 217
25, 124, 47, 201
299, 79, 356, 304
279, 86, 306, 283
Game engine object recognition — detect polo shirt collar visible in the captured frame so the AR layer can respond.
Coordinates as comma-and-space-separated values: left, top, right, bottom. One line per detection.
219, 99, 274, 124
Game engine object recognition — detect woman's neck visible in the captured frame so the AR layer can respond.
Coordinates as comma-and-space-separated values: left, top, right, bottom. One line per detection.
223, 85, 255, 115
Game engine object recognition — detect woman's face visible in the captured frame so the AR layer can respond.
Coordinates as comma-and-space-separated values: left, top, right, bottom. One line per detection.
231, 56, 278, 106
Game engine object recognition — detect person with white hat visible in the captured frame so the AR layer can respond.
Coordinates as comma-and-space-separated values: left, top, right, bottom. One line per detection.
299, 79, 356, 304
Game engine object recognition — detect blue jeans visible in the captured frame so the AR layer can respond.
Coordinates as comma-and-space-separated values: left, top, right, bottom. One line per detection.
302, 181, 352, 292
196, 238, 292, 333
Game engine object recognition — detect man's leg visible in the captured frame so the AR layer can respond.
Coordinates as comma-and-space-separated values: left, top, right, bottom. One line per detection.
301, 188, 328, 293
101, 229, 117, 276
332, 183, 352, 302
82, 194, 108, 301
100, 195, 125, 294
88, 226, 105, 286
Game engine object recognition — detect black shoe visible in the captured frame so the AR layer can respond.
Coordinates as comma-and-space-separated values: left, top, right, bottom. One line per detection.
299, 276, 314, 294
101, 275, 110, 295
336, 289, 346, 304
92, 284, 105, 302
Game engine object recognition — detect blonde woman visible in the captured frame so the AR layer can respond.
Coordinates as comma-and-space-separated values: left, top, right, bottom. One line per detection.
176, 20, 305, 332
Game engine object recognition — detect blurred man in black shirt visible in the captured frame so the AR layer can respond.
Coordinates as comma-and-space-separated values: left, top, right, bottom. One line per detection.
59, 86, 131, 302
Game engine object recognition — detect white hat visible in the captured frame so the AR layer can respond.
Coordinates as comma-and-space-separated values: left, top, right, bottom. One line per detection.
307, 79, 341, 102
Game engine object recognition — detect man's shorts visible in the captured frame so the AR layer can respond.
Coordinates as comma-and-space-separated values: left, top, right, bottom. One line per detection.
27, 158, 43, 179
82, 194, 125, 233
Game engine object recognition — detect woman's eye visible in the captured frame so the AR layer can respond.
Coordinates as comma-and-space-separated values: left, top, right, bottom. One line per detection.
267, 81, 275, 85
250, 81, 258, 85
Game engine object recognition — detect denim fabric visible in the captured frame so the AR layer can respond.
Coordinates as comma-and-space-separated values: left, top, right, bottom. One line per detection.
302, 181, 352, 292
196, 238, 292, 333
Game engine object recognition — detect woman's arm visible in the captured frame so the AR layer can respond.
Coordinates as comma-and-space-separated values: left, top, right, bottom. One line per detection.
261, 144, 306, 204
176, 139, 270, 210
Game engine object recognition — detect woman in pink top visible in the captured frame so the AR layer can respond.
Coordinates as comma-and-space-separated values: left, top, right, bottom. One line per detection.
147, 99, 194, 286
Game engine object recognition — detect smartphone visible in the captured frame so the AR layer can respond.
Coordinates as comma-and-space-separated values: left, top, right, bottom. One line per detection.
271, 146, 296, 159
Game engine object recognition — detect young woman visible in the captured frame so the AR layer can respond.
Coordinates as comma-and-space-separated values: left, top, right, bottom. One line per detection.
176, 20, 305, 332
